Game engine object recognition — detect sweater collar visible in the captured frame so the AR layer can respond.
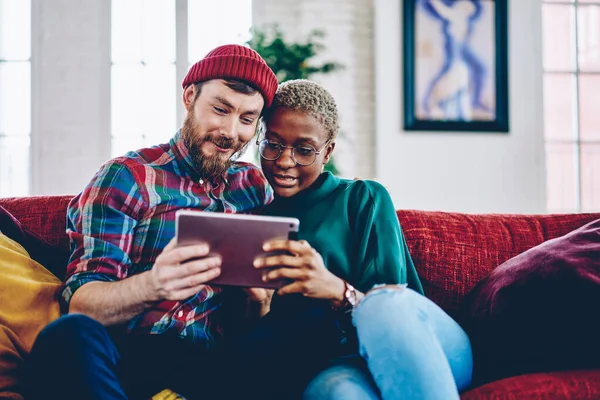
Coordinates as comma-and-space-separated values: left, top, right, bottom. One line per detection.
270, 172, 339, 212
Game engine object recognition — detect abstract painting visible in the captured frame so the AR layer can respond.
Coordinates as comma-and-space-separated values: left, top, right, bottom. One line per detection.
403, 0, 509, 132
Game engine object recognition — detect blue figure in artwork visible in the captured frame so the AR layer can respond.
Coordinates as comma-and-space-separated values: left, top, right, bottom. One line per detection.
418, 0, 493, 121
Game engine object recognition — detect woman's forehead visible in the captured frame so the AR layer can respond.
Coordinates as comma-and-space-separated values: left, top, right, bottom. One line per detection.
267, 108, 327, 141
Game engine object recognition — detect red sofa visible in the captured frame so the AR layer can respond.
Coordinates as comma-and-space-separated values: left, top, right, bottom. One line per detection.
1, 195, 600, 399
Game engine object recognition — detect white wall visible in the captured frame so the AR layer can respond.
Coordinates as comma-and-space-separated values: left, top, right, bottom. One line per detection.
26, 0, 547, 213
253, 0, 376, 180
374, 0, 547, 213
30, 0, 111, 195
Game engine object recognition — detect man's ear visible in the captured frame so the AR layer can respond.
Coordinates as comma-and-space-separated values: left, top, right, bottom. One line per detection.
323, 141, 336, 164
183, 85, 196, 111
254, 118, 265, 141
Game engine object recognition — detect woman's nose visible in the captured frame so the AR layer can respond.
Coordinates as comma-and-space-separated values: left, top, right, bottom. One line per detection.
276, 147, 296, 168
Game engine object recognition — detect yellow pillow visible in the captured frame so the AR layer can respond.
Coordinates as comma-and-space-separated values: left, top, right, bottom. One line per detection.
0, 233, 61, 400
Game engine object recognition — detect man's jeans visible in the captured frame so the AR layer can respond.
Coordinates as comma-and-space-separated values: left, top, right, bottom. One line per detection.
24, 296, 342, 400
303, 287, 473, 400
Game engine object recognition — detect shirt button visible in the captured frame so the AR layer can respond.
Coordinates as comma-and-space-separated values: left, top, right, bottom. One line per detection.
177, 310, 184, 318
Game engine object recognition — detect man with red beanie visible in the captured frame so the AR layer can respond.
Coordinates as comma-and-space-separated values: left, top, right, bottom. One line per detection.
24, 44, 281, 400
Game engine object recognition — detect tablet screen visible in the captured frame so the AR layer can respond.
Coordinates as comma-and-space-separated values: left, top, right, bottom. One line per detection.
175, 210, 300, 288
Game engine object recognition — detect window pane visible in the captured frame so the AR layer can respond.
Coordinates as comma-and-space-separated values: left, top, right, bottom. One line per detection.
0, 62, 30, 135
111, 134, 145, 157
546, 143, 579, 213
142, 0, 175, 63
578, 74, 600, 141
542, 4, 575, 72
141, 63, 176, 142
111, 0, 143, 62
0, 0, 31, 60
543, 73, 576, 141
0, 135, 29, 197
112, 64, 144, 135
581, 144, 600, 212
111, 63, 175, 156
578, 5, 600, 72
188, 0, 252, 63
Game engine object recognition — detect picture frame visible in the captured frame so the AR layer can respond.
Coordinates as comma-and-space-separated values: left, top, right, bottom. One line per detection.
403, 0, 509, 132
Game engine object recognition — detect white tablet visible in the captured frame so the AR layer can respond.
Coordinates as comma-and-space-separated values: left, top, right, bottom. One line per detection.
175, 210, 300, 288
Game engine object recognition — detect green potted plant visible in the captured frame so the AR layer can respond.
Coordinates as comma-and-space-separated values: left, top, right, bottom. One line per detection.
247, 25, 343, 175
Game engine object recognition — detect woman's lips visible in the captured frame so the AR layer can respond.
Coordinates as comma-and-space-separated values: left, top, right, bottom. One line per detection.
272, 174, 298, 187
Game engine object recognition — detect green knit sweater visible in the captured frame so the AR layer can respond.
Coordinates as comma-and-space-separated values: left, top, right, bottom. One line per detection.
263, 172, 423, 295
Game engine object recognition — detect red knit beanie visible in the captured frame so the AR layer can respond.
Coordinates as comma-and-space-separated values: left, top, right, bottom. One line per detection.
182, 44, 278, 107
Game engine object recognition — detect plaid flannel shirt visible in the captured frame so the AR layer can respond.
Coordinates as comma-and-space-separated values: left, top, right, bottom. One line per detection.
61, 131, 272, 348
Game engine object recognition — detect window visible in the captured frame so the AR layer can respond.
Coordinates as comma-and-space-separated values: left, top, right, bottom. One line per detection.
0, 0, 31, 197
543, 0, 600, 212
188, 0, 255, 163
187, 0, 253, 64
111, 0, 253, 158
111, 0, 177, 157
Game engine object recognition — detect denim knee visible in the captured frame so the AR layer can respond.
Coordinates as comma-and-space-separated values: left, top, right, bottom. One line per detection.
303, 363, 379, 400
33, 313, 106, 353
353, 286, 418, 328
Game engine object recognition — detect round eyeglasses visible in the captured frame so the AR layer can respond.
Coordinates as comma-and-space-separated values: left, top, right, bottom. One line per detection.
257, 139, 331, 166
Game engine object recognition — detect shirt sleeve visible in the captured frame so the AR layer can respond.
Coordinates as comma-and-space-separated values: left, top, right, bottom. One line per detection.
353, 181, 424, 294
229, 163, 273, 212
61, 160, 146, 311
249, 164, 273, 207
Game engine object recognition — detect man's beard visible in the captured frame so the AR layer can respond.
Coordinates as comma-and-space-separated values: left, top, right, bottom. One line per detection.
181, 112, 250, 182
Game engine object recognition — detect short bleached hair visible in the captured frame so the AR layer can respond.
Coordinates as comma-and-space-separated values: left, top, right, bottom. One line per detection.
265, 79, 340, 140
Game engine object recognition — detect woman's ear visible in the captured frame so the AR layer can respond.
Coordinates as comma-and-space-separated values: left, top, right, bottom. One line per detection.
322, 141, 336, 164
183, 85, 196, 111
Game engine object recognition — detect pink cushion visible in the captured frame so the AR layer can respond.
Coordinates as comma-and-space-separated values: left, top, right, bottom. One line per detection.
461, 218, 600, 384
397, 210, 600, 317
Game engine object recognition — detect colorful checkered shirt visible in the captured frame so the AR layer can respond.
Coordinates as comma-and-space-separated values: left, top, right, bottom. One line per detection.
61, 131, 273, 348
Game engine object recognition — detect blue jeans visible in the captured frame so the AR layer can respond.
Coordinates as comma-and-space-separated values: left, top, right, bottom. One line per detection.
303, 287, 473, 400
25, 296, 341, 400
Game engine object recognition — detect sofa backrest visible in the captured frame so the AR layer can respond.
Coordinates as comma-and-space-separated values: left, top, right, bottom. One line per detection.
2, 196, 599, 317
0, 195, 73, 279
398, 210, 600, 317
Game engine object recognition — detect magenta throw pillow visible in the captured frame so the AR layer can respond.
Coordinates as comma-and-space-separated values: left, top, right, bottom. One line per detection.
461, 218, 600, 386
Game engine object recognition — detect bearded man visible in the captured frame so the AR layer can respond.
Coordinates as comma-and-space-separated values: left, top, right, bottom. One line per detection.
24, 45, 278, 400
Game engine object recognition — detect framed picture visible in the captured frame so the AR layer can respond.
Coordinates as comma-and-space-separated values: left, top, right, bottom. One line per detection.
403, 0, 509, 132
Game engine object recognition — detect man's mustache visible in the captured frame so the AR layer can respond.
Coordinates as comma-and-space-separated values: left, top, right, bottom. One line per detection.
202, 135, 237, 150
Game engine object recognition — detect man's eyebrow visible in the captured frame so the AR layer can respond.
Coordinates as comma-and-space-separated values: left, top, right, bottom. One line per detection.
243, 109, 260, 117
213, 96, 235, 109
214, 96, 260, 117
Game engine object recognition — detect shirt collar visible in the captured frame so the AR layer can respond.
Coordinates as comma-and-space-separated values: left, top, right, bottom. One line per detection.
170, 130, 230, 187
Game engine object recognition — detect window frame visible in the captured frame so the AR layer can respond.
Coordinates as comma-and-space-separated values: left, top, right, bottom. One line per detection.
542, 0, 600, 213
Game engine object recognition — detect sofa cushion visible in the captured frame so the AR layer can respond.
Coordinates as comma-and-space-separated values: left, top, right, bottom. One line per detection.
396, 210, 600, 317
0, 199, 71, 280
0, 233, 61, 399
460, 218, 600, 385
460, 370, 600, 400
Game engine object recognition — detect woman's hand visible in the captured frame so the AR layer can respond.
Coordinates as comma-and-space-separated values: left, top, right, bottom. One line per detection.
242, 288, 274, 318
243, 287, 274, 303
253, 239, 345, 302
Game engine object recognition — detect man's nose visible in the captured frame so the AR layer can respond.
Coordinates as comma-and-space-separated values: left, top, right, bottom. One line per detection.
219, 117, 238, 138
276, 147, 296, 168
